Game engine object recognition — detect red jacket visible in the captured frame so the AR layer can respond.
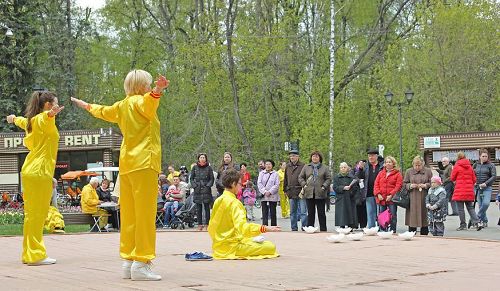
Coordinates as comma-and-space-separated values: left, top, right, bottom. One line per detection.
450, 158, 476, 201
374, 168, 403, 205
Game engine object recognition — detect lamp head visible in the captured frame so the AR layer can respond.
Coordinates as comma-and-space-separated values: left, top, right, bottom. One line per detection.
384, 91, 393, 105
405, 89, 414, 104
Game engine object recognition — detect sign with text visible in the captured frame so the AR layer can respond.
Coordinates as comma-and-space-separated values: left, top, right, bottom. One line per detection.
423, 136, 441, 149
3, 134, 101, 149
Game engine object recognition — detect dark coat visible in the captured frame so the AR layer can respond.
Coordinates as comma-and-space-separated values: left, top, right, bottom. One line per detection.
96, 187, 112, 202
190, 164, 215, 203
215, 163, 240, 194
333, 173, 358, 227
283, 161, 305, 199
298, 163, 332, 199
450, 159, 476, 201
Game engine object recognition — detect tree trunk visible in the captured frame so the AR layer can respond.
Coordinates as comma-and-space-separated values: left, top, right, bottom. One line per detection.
225, 0, 253, 160
328, 0, 336, 173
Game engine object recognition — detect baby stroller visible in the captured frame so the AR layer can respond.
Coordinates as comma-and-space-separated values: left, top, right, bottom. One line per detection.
169, 194, 197, 229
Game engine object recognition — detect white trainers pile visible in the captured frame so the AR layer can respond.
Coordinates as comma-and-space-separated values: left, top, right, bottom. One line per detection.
122, 260, 162, 281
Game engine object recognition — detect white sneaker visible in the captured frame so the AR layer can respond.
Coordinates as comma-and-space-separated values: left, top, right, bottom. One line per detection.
104, 224, 114, 231
131, 261, 162, 281
122, 260, 133, 279
27, 257, 56, 266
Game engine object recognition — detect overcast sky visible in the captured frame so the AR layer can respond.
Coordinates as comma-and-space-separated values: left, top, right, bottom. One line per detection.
75, 0, 105, 10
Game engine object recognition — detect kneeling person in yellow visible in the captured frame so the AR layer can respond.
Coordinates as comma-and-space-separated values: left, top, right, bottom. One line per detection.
6, 91, 64, 266
208, 168, 281, 259
81, 177, 108, 231
71, 70, 169, 281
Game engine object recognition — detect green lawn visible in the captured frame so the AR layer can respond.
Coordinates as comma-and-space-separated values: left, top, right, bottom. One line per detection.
0, 224, 90, 236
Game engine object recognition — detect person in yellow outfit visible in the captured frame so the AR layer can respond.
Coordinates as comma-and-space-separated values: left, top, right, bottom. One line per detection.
6, 91, 64, 266
71, 70, 169, 281
166, 165, 180, 185
81, 177, 109, 231
277, 161, 290, 218
208, 168, 281, 260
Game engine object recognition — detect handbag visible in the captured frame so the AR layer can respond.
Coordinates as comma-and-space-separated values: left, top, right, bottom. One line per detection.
391, 187, 410, 209
377, 208, 391, 229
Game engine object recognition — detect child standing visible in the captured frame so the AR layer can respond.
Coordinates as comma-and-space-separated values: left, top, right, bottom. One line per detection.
425, 176, 448, 236
6, 91, 64, 265
242, 181, 257, 221
71, 70, 169, 281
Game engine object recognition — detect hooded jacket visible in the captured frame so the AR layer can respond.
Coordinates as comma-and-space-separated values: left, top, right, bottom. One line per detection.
450, 158, 476, 201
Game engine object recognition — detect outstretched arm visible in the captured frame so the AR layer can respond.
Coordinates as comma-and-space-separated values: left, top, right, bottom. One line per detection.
71, 97, 120, 123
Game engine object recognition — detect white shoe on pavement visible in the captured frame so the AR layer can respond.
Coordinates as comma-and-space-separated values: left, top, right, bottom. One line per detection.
27, 257, 56, 266
104, 224, 114, 231
131, 261, 162, 281
122, 260, 133, 279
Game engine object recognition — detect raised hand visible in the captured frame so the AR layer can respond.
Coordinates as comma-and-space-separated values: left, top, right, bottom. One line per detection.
6, 115, 15, 124
48, 104, 65, 117
70, 97, 89, 110
153, 75, 169, 94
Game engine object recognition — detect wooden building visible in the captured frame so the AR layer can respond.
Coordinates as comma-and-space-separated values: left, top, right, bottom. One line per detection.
419, 131, 500, 191
0, 128, 122, 194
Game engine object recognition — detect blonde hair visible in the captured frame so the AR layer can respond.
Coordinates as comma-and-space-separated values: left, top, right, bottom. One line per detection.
124, 69, 152, 96
412, 155, 425, 166
384, 156, 399, 170
457, 151, 466, 160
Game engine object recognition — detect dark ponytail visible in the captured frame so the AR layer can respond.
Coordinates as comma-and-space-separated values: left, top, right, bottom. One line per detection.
25, 91, 56, 132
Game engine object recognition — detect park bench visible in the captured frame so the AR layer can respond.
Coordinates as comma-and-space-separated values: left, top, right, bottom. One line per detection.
62, 212, 111, 232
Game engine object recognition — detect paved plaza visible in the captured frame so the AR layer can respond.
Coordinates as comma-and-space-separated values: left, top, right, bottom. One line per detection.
1, 204, 498, 290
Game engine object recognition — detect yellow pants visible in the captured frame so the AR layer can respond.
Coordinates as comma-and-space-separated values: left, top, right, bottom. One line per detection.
279, 190, 290, 218
120, 169, 157, 263
45, 206, 65, 233
234, 238, 278, 259
22, 173, 52, 263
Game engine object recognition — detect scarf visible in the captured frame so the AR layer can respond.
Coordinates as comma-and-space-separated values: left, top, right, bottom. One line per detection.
312, 163, 321, 181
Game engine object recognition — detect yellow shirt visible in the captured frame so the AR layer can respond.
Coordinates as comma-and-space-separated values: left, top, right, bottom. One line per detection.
89, 92, 161, 175
208, 190, 263, 259
277, 169, 285, 194
14, 112, 59, 177
81, 184, 99, 214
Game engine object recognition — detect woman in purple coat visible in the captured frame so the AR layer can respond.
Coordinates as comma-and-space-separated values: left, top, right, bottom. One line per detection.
257, 160, 280, 226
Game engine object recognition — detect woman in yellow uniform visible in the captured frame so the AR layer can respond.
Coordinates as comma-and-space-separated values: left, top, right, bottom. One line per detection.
277, 161, 290, 218
208, 168, 281, 259
71, 70, 168, 281
6, 91, 64, 266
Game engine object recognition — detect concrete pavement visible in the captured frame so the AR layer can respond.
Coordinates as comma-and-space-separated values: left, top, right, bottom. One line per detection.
0, 230, 498, 290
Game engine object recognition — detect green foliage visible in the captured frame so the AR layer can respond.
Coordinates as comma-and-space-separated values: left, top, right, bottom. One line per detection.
1, 0, 498, 172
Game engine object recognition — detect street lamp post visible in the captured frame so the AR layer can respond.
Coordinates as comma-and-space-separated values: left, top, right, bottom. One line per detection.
384, 89, 414, 169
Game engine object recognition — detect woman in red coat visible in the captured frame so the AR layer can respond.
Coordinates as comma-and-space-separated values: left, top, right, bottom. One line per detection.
450, 152, 482, 231
374, 156, 403, 232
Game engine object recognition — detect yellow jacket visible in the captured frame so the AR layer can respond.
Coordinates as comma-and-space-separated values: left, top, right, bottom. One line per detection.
208, 190, 265, 259
167, 171, 180, 184
81, 184, 99, 214
277, 169, 285, 194
89, 92, 161, 175
14, 112, 59, 177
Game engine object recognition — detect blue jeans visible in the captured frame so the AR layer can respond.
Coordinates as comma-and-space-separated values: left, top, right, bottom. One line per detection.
163, 201, 180, 225
289, 198, 307, 231
366, 196, 377, 228
377, 204, 398, 232
476, 186, 492, 223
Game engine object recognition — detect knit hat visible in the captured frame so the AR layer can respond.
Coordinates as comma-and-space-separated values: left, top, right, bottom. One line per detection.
431, 176, 442, 185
